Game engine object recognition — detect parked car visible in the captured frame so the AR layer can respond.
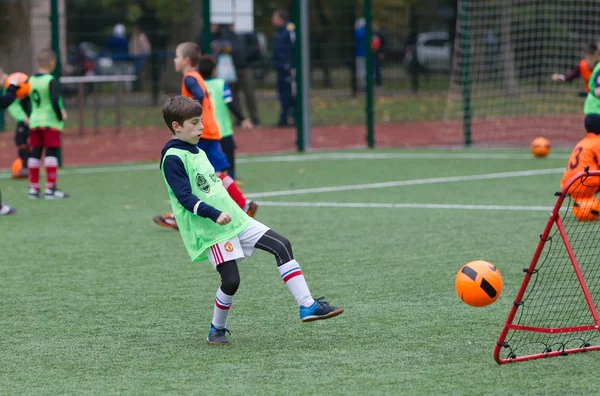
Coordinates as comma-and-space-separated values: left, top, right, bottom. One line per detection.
403, 32, 451, 72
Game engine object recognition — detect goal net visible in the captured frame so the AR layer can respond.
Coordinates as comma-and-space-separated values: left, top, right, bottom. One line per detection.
443, 0, 600, 146
495, 169, 600, 364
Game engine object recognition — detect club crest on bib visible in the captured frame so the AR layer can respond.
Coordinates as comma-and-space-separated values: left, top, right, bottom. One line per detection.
196, 173, 211, 193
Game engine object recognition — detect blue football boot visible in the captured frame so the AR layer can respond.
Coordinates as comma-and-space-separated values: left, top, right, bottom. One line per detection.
300, 297, 344, 322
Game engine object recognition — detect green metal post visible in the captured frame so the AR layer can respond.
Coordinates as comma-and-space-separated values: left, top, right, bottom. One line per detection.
0, 109, 4, 132
460, 0, 472, 146
51, 0, 63, 165
364, 0, 375, 148
293, 0, 305, 152
202, 0, 212, 54
51, 0, 61, 79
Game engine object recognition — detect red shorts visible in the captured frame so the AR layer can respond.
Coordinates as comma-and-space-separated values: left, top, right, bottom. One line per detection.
30, 127, 61, 148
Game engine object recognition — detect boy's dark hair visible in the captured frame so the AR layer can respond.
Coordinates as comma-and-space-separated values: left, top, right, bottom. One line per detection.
198, 55, 217, 79
585, 42, 598, 56
274, 9, 289, 21
162, 96, 203, 134
178, 42, 201, 67
38, 48, 57, 67
585, 114, 600, 134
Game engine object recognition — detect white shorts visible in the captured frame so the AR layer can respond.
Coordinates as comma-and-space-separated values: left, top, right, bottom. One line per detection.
207, 220, 270, 269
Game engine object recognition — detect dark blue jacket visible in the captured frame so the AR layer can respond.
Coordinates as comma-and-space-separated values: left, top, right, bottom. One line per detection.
272, 24, 294, 72
160, 139, 222, 222
105, 36, 129, 61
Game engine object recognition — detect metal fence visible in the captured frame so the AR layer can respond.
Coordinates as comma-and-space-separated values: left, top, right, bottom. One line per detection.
1, 0, 458, 167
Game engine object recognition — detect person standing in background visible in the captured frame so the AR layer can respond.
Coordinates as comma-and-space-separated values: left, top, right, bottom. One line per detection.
271, 10, 295, 128
104, 24, 131, 90
129, 25, 152, 91
211, 24, 262, 126
371, 22, 388, 90
211, 36, 238, 85
105, 24, 129, 63
354, 18, 366, 90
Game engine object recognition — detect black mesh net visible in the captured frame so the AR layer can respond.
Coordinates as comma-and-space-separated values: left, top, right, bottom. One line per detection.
498, 171, 600, 361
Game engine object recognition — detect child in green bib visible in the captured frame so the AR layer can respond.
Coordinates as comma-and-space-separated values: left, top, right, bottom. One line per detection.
27, 49, 69, 200
198, 55, 253, 181
160, 96, 343, 344
0, 70, 23, 215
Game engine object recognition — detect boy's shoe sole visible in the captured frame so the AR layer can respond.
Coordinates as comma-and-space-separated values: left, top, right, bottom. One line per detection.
45, 191, 70, 200
245, 202, 259, 218
207, 338, 229, 345
0, 207, 16, 216
301, 307, 345, 322
153, 213, 179, 230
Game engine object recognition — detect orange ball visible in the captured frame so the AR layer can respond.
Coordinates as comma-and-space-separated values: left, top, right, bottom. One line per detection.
11, 158, 23, 175
572, 197, 600, 221
456, 260, 503, 307
4, 72, 30, 99
531, 137, 551, 158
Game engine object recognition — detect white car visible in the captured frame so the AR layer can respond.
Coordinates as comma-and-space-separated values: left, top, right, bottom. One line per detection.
404, 32, 451, 72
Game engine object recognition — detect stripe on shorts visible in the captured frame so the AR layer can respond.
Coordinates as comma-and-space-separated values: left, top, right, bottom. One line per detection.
211, 245, 225, 264
281, 267, 302, 283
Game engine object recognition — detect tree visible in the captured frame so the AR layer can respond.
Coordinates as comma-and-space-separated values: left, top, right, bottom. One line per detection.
96, 0, 193, 23
0, 1, 33, 74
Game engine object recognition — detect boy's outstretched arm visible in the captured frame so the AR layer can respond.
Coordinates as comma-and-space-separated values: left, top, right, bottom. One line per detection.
163, 156, 222, 222
552, 64, 581, 82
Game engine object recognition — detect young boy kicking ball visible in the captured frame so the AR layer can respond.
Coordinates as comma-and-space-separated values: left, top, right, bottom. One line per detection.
159, 96, 344, 344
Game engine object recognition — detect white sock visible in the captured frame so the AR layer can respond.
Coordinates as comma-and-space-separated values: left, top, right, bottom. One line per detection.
27, 157, 41, 190
278, 260, 315, 308
212, 287, 234, 329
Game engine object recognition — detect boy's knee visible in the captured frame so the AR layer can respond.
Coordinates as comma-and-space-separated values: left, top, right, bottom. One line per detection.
279, 235, 292, 255
269, 232, 294, 264
221, 269, 240, 296
255, 230, 295, 266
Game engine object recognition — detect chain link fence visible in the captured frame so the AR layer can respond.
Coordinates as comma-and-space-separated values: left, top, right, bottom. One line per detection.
1, 0, 457, 168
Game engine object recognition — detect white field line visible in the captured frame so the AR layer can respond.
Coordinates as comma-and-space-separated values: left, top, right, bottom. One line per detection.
0, 163, 158, 179
239, 152, 570, 162
256, 201, 554, 212
0, 152, 568, 180
246, 168, 565, 198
